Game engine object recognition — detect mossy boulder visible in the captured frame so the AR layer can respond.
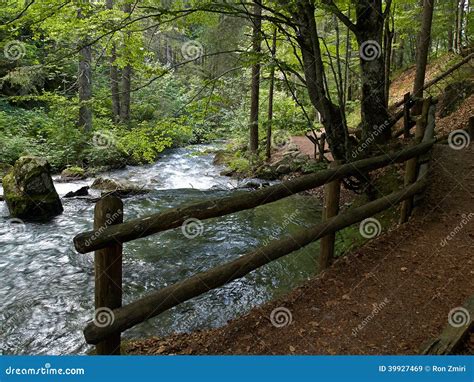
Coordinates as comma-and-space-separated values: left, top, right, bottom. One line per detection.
60, 166, 86, 181
2, 156, 63, 220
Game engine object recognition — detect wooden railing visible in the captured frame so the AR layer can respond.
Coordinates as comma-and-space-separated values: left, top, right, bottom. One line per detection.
74, 99, 438, 354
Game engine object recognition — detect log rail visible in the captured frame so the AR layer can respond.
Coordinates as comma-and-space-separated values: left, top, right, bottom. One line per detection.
75, 98, 439, 354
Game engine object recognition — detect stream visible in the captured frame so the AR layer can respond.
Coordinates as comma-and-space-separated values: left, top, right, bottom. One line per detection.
0, 144, 323, 355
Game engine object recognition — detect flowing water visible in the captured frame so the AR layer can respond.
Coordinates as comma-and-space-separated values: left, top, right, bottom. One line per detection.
0, 145, 323, 355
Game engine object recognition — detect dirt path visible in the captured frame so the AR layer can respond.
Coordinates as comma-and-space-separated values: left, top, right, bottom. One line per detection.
126, 144, 473, 355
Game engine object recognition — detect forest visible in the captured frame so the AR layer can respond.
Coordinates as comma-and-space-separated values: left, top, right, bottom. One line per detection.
0, 0, 473, 359
0, 0, 470, 172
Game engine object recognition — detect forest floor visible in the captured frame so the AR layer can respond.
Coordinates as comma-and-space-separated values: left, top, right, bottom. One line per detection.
125, 142, 474, 355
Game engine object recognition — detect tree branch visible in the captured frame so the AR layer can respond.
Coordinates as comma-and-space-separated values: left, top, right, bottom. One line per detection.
321, 0, 358, 35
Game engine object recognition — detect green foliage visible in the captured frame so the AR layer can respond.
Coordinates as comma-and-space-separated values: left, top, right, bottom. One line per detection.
116, 119, 191, 164
0, 0, 467, 176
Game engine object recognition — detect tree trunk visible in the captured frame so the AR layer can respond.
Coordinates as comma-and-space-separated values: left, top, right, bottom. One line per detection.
295, 0, 347, 160
384, 11, 394, 106
120, 2, 132, 125
396, 37, 405, 68
447, 0, 456, 52
412, 0, 435, 100
78, 6, 92, 132
266, 28, 277, 160
355, 0, 391, 143
106, 0, 120, 122
456, 0, 466, 52
249, 0, 262, 154
343, 8, 351, 105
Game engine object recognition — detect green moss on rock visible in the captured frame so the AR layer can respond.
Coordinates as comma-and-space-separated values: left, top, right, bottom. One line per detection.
61, 166, 86, 180
2, 156, 63, 220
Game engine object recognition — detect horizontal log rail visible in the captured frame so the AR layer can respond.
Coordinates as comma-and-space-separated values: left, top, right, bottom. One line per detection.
84, 176, 428, 345
74, 139, 435, 254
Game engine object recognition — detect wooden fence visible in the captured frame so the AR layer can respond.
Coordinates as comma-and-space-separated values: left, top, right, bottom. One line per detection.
74, 99, 438, 354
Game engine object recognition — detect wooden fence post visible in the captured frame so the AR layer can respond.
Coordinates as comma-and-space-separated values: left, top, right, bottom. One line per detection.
400, 98, 431, 223
94, 195, 123, 355
403, 92, 411, 138
319, 160, 341, 270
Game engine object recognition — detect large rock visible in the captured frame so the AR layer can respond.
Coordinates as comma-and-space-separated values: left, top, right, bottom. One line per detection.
64, 186, 89, 198
60, 166, 86, 181
91, 177, 150, 197
2, 156, 63, 220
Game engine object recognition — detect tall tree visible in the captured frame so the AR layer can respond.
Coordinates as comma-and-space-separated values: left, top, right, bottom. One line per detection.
447, 0, 456, 52
455, 0, 467, 52
266, 28, 277, 160
384, 7, 394, 106
78, 2, 92, 132
106, 0, 121, 122
412, 0, 435, 101
324, 0, 392, 143
120, 1, 132, 124
249, 0, 262, 154
294, 0, 348, 160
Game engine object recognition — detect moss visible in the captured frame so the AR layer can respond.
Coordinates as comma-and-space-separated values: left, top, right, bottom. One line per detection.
2, 156, 63, 220
61, 166, 86, 179
301, 161, 327, 174
334, 166, 404, 258
0, 163, 12, 181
